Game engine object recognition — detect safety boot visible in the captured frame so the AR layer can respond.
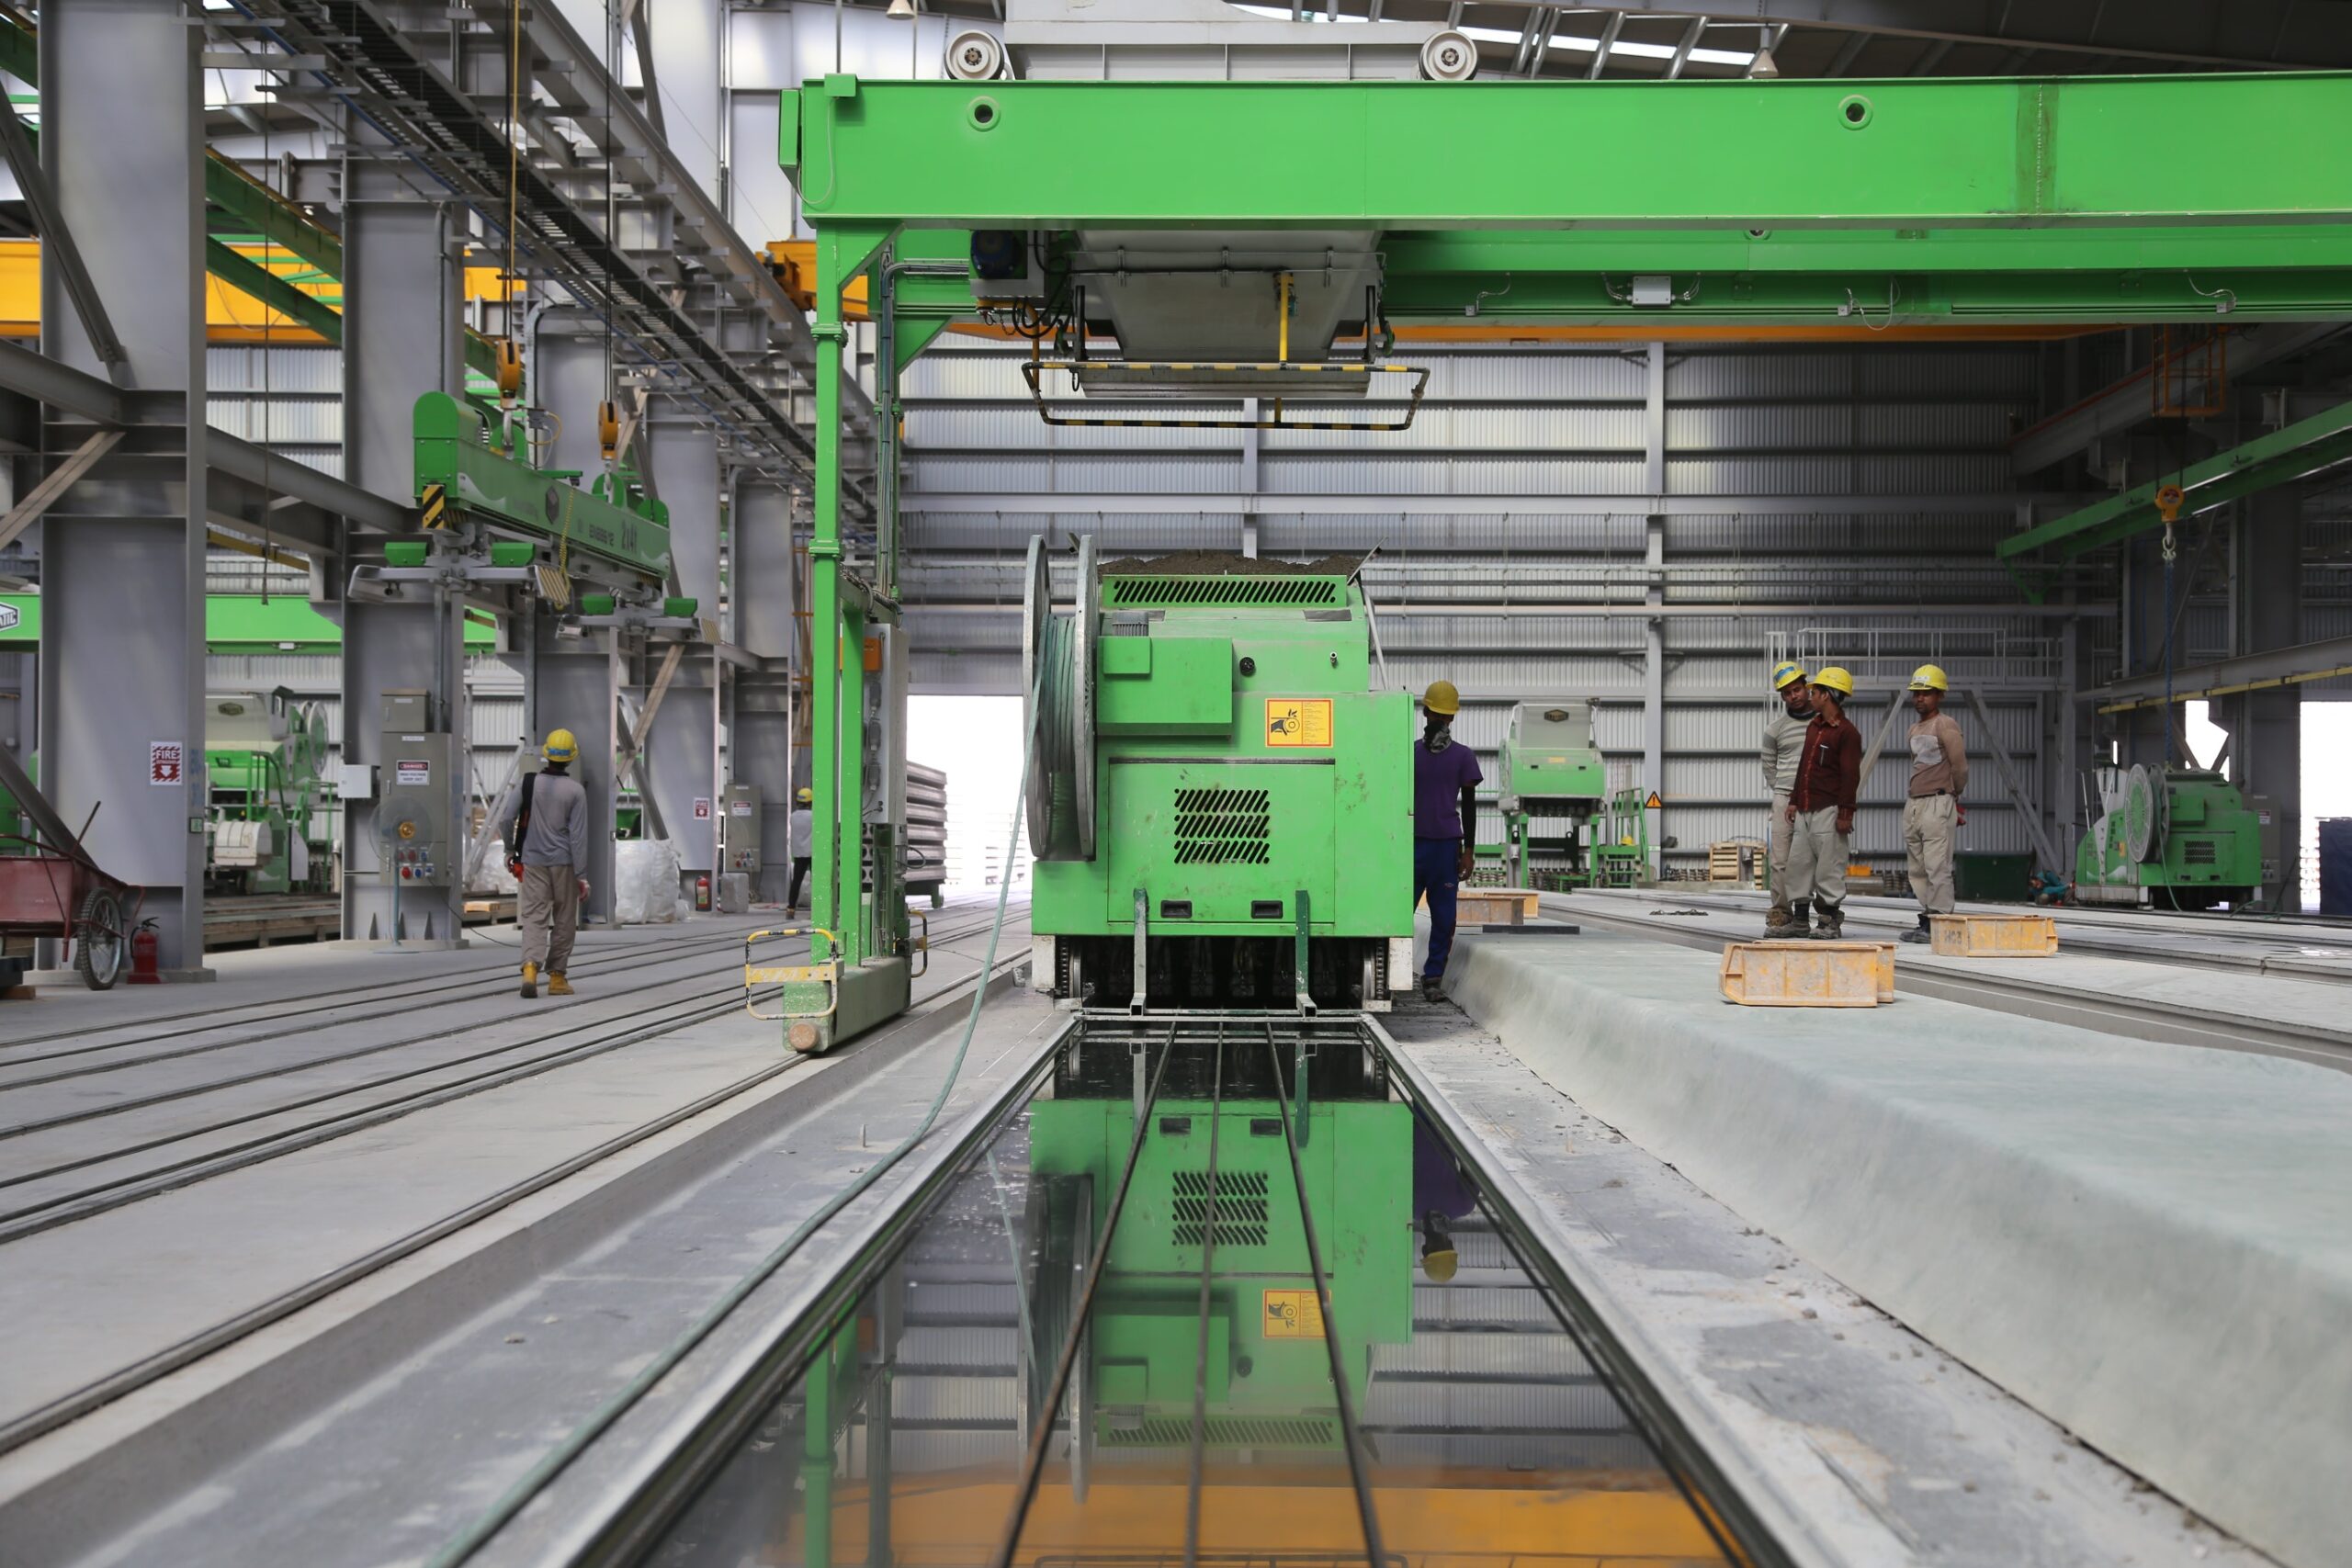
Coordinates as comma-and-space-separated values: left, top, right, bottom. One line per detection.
1419, 975, 1444, 1003
548, 973, 574, 997
1900, 914, 1932, 945
1809, 905, 1845, 942
519, 962, 538, 999
1762, 902, 1798, 938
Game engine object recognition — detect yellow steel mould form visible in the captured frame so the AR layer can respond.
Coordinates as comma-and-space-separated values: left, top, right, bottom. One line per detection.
1929, 912, 2060, 958
1720, 939, 1894, 1008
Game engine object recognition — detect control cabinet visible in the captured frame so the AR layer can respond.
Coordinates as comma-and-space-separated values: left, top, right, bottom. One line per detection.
723, 783, 762, 877
378, 690, 458, 889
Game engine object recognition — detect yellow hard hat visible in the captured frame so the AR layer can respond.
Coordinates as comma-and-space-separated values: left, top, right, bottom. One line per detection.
796, 786, 813, 804
1421, 679, 1461, 716
541, 728, 578, 762
1908, 663, 1950, 692
1421, 1245, 1459, 1283
1770, 660, 1807, 691
1810, 666, 1855, 697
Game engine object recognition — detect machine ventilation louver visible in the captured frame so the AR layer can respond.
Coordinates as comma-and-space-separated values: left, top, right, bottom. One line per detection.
1101, 1415, 1337, 1449
1172, 787, 1272, 865
1107, 575, 1343, 608
2185, 839, 2219, 864
1171, 1169, 1271, 1247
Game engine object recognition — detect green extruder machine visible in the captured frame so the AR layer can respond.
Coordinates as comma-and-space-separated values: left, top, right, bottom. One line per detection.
2074, 762, 2278, 910
1022, 538, 1416, 1014
204, 690, 331, 896
1496, 700, 1609, 889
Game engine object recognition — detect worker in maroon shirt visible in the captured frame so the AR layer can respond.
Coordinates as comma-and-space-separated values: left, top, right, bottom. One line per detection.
1783, 666, 1862, 940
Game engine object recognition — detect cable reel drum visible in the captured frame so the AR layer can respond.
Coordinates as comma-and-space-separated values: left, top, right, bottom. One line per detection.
1022, 534, 1098, 862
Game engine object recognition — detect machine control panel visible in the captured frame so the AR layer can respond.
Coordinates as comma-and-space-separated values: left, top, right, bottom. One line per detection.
723, 783, 762, 876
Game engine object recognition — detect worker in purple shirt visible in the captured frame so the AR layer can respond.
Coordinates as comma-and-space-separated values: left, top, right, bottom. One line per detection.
1411, 679, 1481, 1001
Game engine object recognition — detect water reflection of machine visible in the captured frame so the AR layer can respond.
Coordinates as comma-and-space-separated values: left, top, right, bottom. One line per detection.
204, 690, 330, 895
1024, 1039, 1411, 1465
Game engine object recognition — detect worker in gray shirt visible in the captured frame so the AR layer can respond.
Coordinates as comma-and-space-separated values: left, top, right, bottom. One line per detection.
1761, 662, 1816, 936
510, 728, 592, 998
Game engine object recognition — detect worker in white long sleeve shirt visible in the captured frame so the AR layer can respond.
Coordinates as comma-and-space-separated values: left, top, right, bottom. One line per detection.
785, 786, 815, 917
1760, 662, 1815, 936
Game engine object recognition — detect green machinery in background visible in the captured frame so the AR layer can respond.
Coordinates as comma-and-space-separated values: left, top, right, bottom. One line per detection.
1023, 539, 1416, 1013
1024, 1043, 1412, 1461
204, 690, 332, 896
2075, 762, 2279, 911
1497, 701, 1608, 888
407, 390, 684, 608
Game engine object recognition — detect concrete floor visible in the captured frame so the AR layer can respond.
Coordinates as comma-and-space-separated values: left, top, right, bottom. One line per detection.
1441, 924, 2351, 1568
0, 902, 1044, 1566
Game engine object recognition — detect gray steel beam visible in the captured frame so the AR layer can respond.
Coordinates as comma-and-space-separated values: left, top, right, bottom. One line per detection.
35, 0, 209, 973
2010, 322, 2347, 476
338, 159, 469, 947
2082, 633, 2352, 706
1472, 1, 2352, 70
2232, 490, 2303, 904
901, 491, 2062, 516
646, 407, 722, 887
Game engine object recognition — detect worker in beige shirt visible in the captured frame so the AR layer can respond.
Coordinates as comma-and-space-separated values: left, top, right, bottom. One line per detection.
1759, 660, 1815, 936
1901, 664, 1967, 944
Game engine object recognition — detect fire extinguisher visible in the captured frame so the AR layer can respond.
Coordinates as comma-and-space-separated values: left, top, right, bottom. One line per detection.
694, 874, 712, 913
129, 919, 162, 986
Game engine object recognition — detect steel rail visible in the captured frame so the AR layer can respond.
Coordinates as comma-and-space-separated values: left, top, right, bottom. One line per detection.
0, 944, 1031, 1460
0, 930, 763, 1081
0, 919, 1021, 1238
1181, 1023, 1226, 1568
986, 1022, 1179, 1568
1261, 1024, 1389, 1568
0, 919, 793, 1056
1370, 1017, 1811, 1568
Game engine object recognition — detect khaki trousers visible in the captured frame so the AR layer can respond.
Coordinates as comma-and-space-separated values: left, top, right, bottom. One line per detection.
1767, 790, 1794, 908
519, 863, 581, 973
1905, 793, 1960, 915
1785, 806, 1849, 910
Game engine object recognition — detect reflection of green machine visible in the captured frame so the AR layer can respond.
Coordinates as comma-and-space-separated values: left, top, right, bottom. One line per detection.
1498, 701, 1607, 887
1584, 787, 1654, 889
1025, 540, 1416, 1011
2075, 762, 2275, 910
205, 690, 330, 895
1025, 1047, 1411, 1456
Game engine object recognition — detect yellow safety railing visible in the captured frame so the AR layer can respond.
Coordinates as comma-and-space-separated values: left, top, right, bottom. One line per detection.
909, 909, 930, 978
742, 926, 840, 1023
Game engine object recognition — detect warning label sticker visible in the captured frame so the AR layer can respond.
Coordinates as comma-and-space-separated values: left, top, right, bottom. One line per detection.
1263, 698, 1334, 749
1261, 1289, 1326, 1340
396, 759, 431, 786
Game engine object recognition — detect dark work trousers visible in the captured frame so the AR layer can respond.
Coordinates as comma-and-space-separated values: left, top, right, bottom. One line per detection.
1414, 836, 1462, 980
787, 855, 811, 910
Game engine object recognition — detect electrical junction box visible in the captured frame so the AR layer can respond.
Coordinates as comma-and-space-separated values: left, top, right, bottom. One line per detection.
378, 690, 457, 889
334, 762, 376, 801
723, 783, 762, 877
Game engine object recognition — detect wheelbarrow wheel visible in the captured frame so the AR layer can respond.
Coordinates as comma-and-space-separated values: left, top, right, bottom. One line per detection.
74, 887, 127, 990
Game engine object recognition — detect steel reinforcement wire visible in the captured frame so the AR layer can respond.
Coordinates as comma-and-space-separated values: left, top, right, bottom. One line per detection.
424, 673, 1053, 1568
0, 930, 773, 1080
0, 917, 1019, 1240
0, 927, 1031, 1459
0, 919, 790, 1057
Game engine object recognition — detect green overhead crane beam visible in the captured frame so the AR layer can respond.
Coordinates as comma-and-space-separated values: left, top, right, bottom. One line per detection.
1996, 398, 2352, 562
792, 74, 2352, 240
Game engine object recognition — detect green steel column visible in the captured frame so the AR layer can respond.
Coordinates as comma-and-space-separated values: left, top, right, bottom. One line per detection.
811, 272, 845, 966
841, 602, 867, 964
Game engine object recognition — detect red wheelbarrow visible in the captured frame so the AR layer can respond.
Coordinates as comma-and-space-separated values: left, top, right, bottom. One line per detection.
0, 745, 145, 990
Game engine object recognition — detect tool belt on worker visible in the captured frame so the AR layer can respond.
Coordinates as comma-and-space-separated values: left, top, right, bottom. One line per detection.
507, 773, 538, 878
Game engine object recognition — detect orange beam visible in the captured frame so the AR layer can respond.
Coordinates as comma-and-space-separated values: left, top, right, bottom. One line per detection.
786, 1469, 1726, 1563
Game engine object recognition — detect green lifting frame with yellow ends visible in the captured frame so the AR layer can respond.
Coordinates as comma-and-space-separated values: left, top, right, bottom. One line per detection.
411, 390, 675, 594
783, 69, 2352, 1053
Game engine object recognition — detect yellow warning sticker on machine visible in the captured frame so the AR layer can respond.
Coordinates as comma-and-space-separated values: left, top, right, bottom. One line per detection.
1262, 1289, 1326, 1339
1264, 698, 1334, 748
